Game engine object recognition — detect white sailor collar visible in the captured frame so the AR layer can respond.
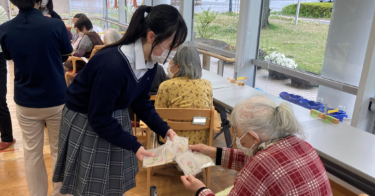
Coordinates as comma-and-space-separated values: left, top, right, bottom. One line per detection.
134, 38, 155, 70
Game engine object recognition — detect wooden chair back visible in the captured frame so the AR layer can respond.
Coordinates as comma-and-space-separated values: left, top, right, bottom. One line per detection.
146, 107, 216, 196
90, 45, 105, 58
65, 45, 105, 86
133, 95, 157, 141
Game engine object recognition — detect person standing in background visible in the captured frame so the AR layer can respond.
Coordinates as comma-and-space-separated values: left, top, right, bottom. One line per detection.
0, 4, 14, 151
40, 0, 73, 40
39, 0, 59, 18
0, 0, 72, 195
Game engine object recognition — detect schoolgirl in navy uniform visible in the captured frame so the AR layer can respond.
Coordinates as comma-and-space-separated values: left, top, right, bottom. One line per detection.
53, 5, 187, 196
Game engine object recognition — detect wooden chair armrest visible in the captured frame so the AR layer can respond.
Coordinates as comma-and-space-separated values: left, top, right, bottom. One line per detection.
140, 120, 148, 129
68, 56, 89, 75
213, 111, 222, 133
150, 95, 157, 101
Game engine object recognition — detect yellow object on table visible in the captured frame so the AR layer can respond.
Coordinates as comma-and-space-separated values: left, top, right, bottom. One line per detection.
327, 108, 339, 114
236, 76, 247, 81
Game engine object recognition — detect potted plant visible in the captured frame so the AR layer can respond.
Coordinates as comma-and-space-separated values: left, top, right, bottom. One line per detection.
264, 52, 297, 80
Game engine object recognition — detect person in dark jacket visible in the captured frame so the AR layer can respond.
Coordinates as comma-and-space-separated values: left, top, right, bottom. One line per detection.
39, 0, 59, 18
0, 0, 72, 195
129, 64, 168, 122
53, 5, 186, 195
40, 0, 72, 40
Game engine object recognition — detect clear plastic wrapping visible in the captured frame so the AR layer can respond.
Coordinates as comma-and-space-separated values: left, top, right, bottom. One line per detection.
194, 152, 216, 169
175, 151, 202, 176
143, 136, 215, 172
142, 146, 166, 168
165, 136, 189, 158
165, 145, 175, 163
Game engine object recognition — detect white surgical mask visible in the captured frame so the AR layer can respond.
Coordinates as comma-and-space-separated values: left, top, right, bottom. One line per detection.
151, 44, 176, 64
235, 131, 259, 157
167, 63, 178, 78
41, 0, 49, 8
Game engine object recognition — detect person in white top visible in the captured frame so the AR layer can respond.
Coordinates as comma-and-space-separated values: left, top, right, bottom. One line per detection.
0, 4, 15, 151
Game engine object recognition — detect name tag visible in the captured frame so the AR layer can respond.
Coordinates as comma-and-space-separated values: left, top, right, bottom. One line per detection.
192, 117, 207, 125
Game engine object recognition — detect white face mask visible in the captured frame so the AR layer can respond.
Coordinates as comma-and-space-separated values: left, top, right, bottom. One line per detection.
167, 63, 178, 78
235, 131, 260, 157
151, 44, 176, 64
41, 0, 49, 8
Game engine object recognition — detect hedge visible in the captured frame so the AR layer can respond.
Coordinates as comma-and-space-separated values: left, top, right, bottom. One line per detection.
281, 3, 333, 19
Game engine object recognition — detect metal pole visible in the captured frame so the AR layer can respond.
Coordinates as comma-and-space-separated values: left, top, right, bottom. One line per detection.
103, 0, 108, 29
68, 0, 71, 24
229, 0, 232, 13
6, 0, 11, 20
295, 0, 301, 25
217, 60, 224, 76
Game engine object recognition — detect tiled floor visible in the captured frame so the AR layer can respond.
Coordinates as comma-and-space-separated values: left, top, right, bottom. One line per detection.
204, 56, 319, 101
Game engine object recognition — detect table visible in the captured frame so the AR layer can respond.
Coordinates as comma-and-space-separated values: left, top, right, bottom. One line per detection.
163, 67, 375, 192
212, 85, 375, 194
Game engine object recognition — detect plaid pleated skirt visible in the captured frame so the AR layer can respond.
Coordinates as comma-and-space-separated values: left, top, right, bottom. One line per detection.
53, 106, 138, 196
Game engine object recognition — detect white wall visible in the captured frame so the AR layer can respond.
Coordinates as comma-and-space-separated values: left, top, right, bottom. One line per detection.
318, 0, 375, 119
53, 0, 68, 15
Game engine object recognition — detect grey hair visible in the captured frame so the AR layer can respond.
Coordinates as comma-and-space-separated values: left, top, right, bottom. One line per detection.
230, 95, 306, 140
104, 28, 122, 45
173, 45, 202, 79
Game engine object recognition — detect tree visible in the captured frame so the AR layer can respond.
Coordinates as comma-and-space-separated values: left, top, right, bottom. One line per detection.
261, 0, 270, 28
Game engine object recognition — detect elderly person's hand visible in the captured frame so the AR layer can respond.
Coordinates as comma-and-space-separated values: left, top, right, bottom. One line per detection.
189, 144, 216, 158
181, 175, 206, 193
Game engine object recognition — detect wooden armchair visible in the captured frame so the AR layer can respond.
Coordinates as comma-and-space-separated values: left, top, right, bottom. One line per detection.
133, 95, 157, 144
145, 106, 218, 196
65, 45, 105, 86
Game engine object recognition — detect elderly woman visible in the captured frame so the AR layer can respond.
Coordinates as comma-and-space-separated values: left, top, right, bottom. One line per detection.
103, 28, 122, 45
154, 45, 213, 145
63, 16, 103, 72
181, 95, 332, 196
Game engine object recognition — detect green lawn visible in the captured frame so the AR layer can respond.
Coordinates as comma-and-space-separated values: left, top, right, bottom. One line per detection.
259, 15, 329, 74
193, 13, 329, 74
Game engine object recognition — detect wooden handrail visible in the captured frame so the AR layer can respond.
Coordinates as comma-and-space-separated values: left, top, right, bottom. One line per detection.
198, 49, 235, 63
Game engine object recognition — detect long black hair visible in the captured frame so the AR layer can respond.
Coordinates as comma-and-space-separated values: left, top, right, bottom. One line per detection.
39, 0, 54, 15
10, 0, 42, 11
108, 5, 187, 64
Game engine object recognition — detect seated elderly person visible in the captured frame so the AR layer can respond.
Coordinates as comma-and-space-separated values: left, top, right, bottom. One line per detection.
181, 95, 332, 196
154, 45, 213, 145
71, 13, 86, 50
63, 16, 103, 73
103, 28, 122, 45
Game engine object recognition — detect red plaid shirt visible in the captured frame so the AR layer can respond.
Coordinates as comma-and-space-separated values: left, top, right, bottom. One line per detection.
200, 136, 332, 196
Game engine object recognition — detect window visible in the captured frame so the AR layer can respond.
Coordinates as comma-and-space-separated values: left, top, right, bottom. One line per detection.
255, 0, 354, 124
192, 0, 240, 78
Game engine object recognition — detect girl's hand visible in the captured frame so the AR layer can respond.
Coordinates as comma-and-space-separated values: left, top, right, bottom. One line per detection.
189, 144, 217, 158
164, 129, 177, 141
135, 146, 154, 161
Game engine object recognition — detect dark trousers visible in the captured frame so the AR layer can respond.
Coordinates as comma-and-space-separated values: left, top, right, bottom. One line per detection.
0, 52, 13, 142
